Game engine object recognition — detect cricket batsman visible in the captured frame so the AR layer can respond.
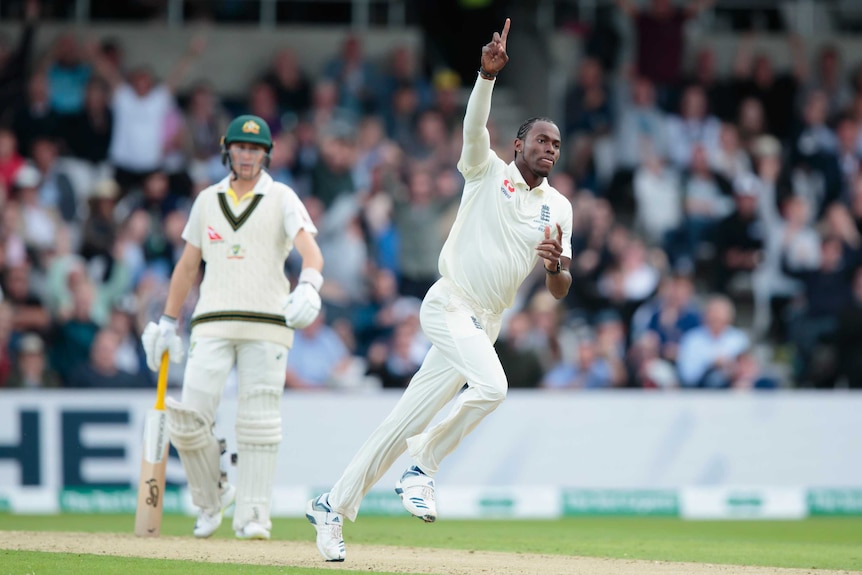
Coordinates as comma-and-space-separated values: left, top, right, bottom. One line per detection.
306, 18, 573, 561
142, 114, 324, 540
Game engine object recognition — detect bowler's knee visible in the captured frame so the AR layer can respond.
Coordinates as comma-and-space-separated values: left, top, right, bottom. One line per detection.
473, 377, 507, 406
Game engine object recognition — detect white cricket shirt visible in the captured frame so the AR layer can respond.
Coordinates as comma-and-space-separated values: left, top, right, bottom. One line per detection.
443, 76, 573, 314
182, 171, 317, 346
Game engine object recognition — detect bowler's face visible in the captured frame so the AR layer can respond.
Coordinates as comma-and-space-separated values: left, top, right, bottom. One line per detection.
518, 121, 561, 178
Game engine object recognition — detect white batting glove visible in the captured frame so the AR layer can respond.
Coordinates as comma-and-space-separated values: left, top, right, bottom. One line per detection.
284, 269, 323, 329
141, 315, 185, 371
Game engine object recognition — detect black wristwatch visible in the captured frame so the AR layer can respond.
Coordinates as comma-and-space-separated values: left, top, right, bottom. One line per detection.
546, 260, 562, 275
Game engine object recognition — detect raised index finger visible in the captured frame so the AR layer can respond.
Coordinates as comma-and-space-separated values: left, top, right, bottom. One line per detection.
500, 18, 511, 47
556, 222, 563, 241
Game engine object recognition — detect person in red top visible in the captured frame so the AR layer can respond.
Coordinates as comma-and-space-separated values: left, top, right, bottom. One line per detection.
616, 0, 717, 110
0, 127, 25, 196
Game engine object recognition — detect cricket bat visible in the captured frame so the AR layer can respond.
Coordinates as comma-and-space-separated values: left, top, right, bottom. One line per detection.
134, 351, 170, 537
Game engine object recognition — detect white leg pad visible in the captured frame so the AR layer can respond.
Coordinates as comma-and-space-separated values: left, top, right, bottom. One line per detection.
166, 397, 223, 514
232, 386, 282, 531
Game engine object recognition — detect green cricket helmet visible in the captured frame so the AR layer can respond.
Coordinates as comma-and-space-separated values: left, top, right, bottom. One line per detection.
222, 114, 273, 151
221, 115, 273, 172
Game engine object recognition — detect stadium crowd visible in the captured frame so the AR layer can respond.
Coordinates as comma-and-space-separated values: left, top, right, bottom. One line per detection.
2, 0, 862, 392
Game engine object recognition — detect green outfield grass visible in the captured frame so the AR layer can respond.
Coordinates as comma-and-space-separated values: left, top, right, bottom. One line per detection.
1, 514, 861, 574
3, 553, 376, 575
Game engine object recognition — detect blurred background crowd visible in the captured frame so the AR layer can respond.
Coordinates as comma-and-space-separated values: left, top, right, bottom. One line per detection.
2, 0, 862, 392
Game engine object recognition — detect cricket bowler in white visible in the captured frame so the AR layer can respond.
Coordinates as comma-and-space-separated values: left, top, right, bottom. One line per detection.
307, 18, 573, 561
142, 114, 324, 540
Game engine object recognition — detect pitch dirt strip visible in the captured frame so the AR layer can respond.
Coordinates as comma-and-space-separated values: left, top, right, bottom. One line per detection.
1, 531, 859, 575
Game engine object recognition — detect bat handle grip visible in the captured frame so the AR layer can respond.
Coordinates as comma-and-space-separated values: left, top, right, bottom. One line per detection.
155, 351, 169, 410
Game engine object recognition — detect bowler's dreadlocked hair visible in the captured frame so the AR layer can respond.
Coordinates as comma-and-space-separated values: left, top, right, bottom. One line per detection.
514, 116, 557, 158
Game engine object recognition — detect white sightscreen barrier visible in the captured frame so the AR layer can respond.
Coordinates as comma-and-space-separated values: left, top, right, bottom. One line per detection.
0, 390, 860, 518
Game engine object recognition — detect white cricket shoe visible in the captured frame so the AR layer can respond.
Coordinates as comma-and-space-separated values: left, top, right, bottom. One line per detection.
235, 521, 271, 540
193, 482, 236, 538
395, 465, 437, 522
306, 494, 346, 562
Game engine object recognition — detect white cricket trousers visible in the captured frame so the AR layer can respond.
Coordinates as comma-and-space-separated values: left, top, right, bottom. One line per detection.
180, 336, 288, 530
181, 337, 288, 424
329, 278, 506, 521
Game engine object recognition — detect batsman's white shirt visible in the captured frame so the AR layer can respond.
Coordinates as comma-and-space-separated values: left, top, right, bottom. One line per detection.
182, 170, 317, 347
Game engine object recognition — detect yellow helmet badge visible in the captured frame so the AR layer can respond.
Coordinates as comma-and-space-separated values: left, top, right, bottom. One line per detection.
242, 120, 260, 134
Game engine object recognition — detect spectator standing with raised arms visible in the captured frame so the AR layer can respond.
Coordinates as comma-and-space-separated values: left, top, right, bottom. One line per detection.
306, 18, 573, 562
92, 35, 205, 194
141, 114, 324, 540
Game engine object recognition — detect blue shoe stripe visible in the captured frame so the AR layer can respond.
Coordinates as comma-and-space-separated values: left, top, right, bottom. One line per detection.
402, 465, 427, 479
312, 496, 333, 513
